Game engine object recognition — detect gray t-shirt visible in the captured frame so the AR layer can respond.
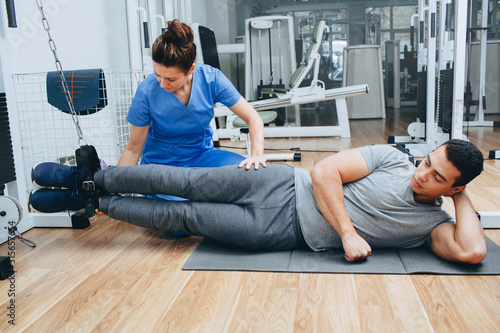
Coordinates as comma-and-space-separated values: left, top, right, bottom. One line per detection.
295, 145, 454, 251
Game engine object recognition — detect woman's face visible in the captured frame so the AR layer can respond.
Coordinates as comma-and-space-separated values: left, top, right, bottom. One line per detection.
153, 62, 195, 93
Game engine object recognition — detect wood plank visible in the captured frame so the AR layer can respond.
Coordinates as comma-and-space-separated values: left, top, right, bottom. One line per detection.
411, 275, 470, 332
294, 274, 360, 332
152, 271, 244, 332
438, 275, 500, 332
91, 237, 200, 332
224, 272, 299, 332
383, 275, 433, 332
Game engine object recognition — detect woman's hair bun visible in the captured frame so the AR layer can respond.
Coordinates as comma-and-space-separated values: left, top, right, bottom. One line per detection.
165, 19, 194, 48
152, 19, 197, 72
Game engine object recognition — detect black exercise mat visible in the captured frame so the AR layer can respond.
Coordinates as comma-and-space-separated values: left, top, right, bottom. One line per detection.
182, 238, 500, 275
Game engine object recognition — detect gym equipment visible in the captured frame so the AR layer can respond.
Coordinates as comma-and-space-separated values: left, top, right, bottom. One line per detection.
387, 0, 500, 228
125, 0, 168, 72
184, 237, 500, 275
196, 25, 220, 70
468, 41, 500, 118
0, 195, 35, 247
0, 87, 30, 244
244, 16, 296, 102
253, 20, 286, 98
193, 20, 367, 161
215, 18, 369, 139
463, 1, 500, 157
259, 20, 328, 98
388, 0, 465, 157
231, 111, 301, 162
2, 1, 135, 234
214, 84, 368, 140
389, 0, 499, 158
245, 16, 296, 128
0, 92, 16, 186
36, 0, 101, 218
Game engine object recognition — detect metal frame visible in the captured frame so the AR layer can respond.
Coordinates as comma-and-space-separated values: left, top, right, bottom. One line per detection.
125, 0, 189, 72
389, 0, 465, 157
214, 84, 369, 140
216, 16, 367, 139
389, 0, 499, 227
244, 16, 297, 102
464, 0, 498, 129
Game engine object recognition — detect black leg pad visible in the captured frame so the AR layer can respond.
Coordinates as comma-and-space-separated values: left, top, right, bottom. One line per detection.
71, 212, 90, 229
0, 256, 14, 280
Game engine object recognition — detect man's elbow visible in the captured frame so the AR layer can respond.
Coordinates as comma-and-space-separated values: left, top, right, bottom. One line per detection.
456, 244, 488, 264
310, 165, 325, 185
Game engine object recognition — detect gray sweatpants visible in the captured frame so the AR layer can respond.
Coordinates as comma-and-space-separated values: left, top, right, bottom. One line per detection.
96, 164, 306, 250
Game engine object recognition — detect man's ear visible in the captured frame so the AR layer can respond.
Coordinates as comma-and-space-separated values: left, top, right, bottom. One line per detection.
445, 185, 466, 197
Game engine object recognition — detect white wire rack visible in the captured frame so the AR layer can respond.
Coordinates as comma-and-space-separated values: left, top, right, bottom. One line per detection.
12, 69, 149, 191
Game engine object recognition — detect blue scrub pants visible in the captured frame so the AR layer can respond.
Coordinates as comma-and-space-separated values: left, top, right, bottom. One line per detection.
190, 148, 245, 167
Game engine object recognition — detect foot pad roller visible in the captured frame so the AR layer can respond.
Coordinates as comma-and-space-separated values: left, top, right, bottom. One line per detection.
0, 257, 14, 280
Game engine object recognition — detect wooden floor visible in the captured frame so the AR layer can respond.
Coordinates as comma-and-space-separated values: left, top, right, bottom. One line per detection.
1, 108, 500, 332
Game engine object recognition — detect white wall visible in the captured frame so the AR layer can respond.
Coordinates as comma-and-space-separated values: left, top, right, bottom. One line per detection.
191, 0, 240, 90
1, 0, 130, 74
190, 0, 207, 27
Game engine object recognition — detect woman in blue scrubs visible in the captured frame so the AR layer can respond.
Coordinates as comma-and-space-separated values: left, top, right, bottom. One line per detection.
118, 20, 265, 171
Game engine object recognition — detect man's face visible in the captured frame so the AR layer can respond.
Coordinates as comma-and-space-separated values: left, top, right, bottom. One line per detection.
411, 145, 464, 200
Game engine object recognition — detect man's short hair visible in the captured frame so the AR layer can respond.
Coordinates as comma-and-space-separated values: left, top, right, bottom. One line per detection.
442, 139, 484, 186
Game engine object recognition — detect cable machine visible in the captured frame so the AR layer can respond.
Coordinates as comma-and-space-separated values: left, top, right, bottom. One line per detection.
125, 0, 185, 72
217, 16, 369, 139
389, 0, 467, 157
389, 0, 499, 227
463, 0, 500, 159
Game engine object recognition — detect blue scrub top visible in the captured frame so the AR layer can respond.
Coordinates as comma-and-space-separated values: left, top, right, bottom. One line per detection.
127, 63, 241, 166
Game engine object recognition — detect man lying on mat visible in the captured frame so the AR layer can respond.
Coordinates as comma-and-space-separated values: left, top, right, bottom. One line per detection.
29, 139, 487, 264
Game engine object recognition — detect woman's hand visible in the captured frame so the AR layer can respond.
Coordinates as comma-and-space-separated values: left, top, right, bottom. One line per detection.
239, 155, 267, 170
229, 98, 266, 168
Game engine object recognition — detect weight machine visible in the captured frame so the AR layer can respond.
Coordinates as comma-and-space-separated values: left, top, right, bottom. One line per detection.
389, 0, 467, 157
463, 0, 500, 159
390, 0, 499, 159
389, 0, 500, 227
212, 16, 368, 140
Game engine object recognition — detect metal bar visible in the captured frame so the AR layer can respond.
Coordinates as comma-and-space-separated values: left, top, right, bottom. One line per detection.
250, 84, 369, 111
477, 211, 500, 228
451, 0, 467, 139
